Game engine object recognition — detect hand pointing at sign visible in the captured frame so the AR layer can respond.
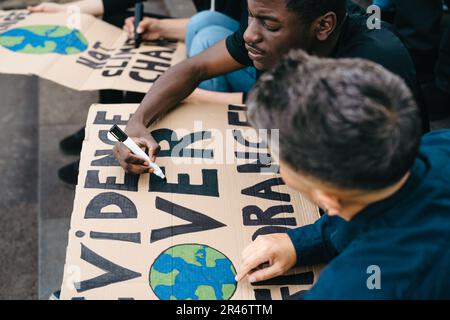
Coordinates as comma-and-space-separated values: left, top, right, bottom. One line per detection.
235, 234, 297, 283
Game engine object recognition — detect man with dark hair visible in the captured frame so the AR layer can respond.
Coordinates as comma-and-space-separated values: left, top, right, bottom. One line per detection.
235, 50, 450, 299
114, 0, 419, 175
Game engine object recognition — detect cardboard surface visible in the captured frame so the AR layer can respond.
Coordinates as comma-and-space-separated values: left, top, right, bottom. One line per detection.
60, 102, 322, 300
0, 10, 185, 92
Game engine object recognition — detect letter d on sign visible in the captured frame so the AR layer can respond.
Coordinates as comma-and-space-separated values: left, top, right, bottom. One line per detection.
366, 265, 381, 290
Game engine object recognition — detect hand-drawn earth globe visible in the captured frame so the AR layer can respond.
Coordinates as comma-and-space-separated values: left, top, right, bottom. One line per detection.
0, 25, 88, 55
149, 244, 237, 300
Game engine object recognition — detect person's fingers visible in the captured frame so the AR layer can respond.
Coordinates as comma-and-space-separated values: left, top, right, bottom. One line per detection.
113, 143, 152, 174
247, 264, 283, 283
135, 137, 161, 161
124, 17, 135, 38
139, 19, 162, 41
132, 137, 148, 149
126, 16, 135, 25
125, 153, 148, 166
235, 252, 269, 282
137, 18, 152, 34
117, 149, 149, 174
124, 163, 151, 175
149, 144, 161, 162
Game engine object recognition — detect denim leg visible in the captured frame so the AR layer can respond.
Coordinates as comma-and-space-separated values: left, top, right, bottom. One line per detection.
186, 10, 257, 93
185, 10, 240, 56
190, 26, 257, 93
224, 66, 257, 93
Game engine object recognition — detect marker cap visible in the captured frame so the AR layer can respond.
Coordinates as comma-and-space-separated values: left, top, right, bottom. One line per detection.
109, 125, 128, 143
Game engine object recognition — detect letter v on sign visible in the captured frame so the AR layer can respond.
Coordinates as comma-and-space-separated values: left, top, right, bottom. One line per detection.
150, 197, 226, 243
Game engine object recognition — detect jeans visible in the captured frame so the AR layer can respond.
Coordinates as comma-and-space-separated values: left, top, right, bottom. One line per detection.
186, 10, 257, 93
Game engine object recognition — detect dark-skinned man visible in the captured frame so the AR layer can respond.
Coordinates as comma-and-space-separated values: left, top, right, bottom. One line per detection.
113, 0, 419, 174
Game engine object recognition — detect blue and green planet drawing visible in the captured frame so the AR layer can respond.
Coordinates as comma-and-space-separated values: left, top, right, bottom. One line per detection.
149, 244, 237, 300
0, 25, 88, 55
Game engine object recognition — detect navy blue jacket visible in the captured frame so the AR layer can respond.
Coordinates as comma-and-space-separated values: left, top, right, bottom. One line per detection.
288, 130, 450, 299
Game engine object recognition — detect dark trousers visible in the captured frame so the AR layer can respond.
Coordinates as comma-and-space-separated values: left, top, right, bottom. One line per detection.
436, 25, 450, 94
392, 0, 443, 52
388, 0, 443, 84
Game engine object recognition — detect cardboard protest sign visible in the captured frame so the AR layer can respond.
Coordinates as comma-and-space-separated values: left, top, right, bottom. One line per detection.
0, 10, 185, 92
60, 102, 322, 300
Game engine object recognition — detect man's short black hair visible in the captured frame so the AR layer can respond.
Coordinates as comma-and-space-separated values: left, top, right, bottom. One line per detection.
285, 0, 348, 26
247, 50, 422, 191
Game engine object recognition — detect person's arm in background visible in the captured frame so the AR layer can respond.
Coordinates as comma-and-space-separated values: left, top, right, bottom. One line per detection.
112, 39, 244, 174
28, 0, 105, 16
124, 17, 189, 42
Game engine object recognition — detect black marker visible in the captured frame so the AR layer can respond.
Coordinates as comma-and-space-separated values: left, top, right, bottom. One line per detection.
110, 125, 166, 179
134, 1, 144, 48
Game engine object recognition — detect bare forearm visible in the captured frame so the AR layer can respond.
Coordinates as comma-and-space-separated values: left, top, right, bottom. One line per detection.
127, 40, 244, 133
128, 61, 204, 132
190, 88, 243, 105
158, 18, 189, 42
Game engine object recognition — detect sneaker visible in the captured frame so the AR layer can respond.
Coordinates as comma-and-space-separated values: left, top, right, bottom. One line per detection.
58, 160, 80, 187
60, 128, 85, 155
49, 290, 61, 300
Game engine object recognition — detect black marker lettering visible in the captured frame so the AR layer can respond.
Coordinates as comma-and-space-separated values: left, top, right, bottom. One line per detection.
254, 289, 272, 300
150, 169, 219, 197
241, 178, 290, 202
140, 49, 174, 61
228, 111, 249, 127
233, 130, 268, 149
237, 161, 279, 174
105, 60, 128, 68
129, 71, 160, 83
235, 152, 271, 161
91, 150, 119, 167
280, 287, 308, 300
243, 205, 296, 226
252, 226, 291, 241
74, 244, 141, 292
98, 130, 116, 145
133, 59, 169, 72
76, 57, 105, 70
150, 197, 226, 243
102, 69, 124, 77
93, 112, 131, 125
85, 170, 140, 191
152, 129, 213, 159
88, 50, 110, 61
85, 192, 137, 219
92, 41, 114, 52
90, 231, 141, 244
